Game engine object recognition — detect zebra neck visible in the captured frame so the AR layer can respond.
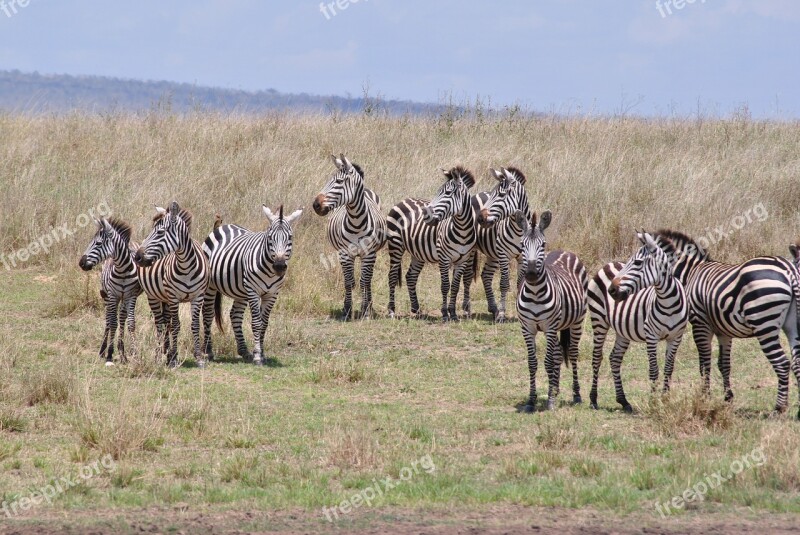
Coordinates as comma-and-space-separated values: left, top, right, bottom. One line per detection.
113, 239, 137, 274
345, 185, 367, 220
525, 269, 552, 297
174, 237, 202, 267
255, 233, 277, 272
654, 273, 679, 297
452, 197, 475, 231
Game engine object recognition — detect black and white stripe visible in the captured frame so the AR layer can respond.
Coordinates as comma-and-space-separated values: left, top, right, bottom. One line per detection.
133, 202, 210, 367
516, 210, 587, 412
587, 232, 688, 412
202, 205, 302, 365
79, 217, 142, 365
386, 166, 477, 321
466, 166, 531, 322
313, 155, 386, 320
660, 229, 800, 417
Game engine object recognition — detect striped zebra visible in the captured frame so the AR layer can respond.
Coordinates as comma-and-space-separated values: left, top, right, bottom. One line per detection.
387, 166, 477, 321
516, 210, 587, 411
201, 205, 302, 365
464, 166, 531, 322
587, 231, 688, 412
313, 155, 386, 320
78, 217, 142, 365
133, 202, 209, 367
657, 230, 800, 417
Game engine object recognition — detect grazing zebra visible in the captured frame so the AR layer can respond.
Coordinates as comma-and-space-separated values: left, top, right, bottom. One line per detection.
387, 166, 477, 321
133, 202, 209, 367
202, 205, 303, 365
516, 210, 587, 411
464, 166, 531, 322
658, 229, 800, 417
313, 155, 386, 320
78, 217, 142, 365
587, 231, 688, 412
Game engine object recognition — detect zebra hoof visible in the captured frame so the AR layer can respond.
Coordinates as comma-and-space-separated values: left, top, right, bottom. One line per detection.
573, 395, 583, 405
797, 407, 800, 421
167, 359, 179, 369
104, 361, 115, 367
724, 391, 734, 402
590, 402, 599, 410
253, 358, 264, 366
494, 315, 507, 324
197, 359, 206, 369
522, 403, 536, 414
621, 404, 634, 414
546, 400, 556, 411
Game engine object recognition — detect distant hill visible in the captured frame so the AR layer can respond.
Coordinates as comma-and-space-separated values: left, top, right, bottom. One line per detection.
0, 70, 445, 115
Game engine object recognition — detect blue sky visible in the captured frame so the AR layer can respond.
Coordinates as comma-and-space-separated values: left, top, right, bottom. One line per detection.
0, 0, 797, 118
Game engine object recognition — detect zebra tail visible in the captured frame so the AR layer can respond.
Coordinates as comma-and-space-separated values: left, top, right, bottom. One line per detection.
559, 329, 571, 368
214, 291, 224, 333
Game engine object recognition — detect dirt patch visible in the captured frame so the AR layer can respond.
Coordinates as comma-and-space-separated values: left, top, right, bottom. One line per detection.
2, 506, 799, 534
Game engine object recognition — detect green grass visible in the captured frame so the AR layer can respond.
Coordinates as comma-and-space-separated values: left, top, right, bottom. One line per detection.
0, 267, 798, 530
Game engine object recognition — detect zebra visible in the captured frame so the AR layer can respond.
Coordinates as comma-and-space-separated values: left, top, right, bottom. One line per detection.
587, 231, 688, 412
516, 210, 587, 411
202, 204, 303, 365
313, 155, 386, 320
78, 217, 142, 366
656, 229, 800, 417
464, 166, 531, 322
387, 166, 477, 321
133, 202, 209, 367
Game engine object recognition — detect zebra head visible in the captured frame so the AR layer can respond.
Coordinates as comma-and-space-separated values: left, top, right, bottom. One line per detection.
134, 202, 191, 267
313, 154, 364, 216
609, 231, 673, 301
422, 166, 476, 225
262, 204, 303, 275
79, 217, 130, 271
518, 210, 552, 283
477, 166, 529, 228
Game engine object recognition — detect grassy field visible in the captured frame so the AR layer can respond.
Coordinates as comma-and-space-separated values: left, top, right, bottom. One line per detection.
1, 112, 799, 533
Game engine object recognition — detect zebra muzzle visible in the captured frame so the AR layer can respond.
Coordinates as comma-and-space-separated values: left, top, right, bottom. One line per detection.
133, 248, 153, 267
477, 208, 493, 228
313, 195, 330, 216
78, 255, 94, 271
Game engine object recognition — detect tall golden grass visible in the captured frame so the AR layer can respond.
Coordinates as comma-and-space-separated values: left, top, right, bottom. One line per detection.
2, 111, 799, 315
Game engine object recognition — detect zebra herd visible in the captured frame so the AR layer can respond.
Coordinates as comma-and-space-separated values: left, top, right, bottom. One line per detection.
79, 154, 800, 419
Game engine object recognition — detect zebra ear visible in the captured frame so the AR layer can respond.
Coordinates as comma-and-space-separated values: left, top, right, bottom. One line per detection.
490, 168, 504, 181
154, 205, 167, 216
505, 167, 526, 185
538, 210, 552, 232
340, 154, 353, 171
262, 204, 277, 223
514, 210, 528, 232
100, 218, 113, 234
169, 201, 180, 222
643, 232, 658, 253
789, 243, 800, 261
284, 208, 303, 226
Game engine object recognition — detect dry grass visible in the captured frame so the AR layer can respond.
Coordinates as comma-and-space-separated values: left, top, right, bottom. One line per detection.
637, 387, 735, 437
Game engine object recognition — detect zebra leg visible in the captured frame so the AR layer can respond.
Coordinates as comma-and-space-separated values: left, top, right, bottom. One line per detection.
247, 294, 265, 365
123, 295, 136, 363
166, 302, 180, 367
692, 322, 714, 393
646, 338, 659, 392
359, 252, 377, 319
103, 297, 119, 365
339, 252, 355, 321
256, 295, 277, 365
609, 337, 632, 413
447, 262, 466, 321
461, 251, 474, 317
201, 287, 216, 359
98, 297, 114, 362
544, 330, 563, 410
755, 331, 791, 413
146, 297, 166, 359
717, 336, 734, 401
116, 297, 131, 364
589, 324, 609, 410
191, 296, 205, 367
521, 321, 539, 412
568, 324, 582, 404
481, 258, 499, 319
387, 245, 403, 318
438, 261, 453, 322
662, 337, 681, 393
406, 259, 425, 316
229, 300, 250, 359
497, 257, 511, 323
160, 302, 171, 356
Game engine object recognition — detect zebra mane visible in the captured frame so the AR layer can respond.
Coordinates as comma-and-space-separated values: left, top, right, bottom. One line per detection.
505, 166, 527, 185
445, 166, 475, 187
655, 229, 711, 261
152, 208, 194, 231
106, 217, 133, 244
350, 162, 364, 178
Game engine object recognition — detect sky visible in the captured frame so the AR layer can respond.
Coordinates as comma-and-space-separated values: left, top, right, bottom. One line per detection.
0, 0, 797, 118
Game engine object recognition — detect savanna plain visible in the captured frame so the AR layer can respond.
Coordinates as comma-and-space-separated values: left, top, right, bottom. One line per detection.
1, 110, 799, 533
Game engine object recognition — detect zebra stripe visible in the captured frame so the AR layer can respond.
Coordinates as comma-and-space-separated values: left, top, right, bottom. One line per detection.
79, 217, 142, 365
659, 229, 800, 417
516, 210, 587, 412
587, 232, 688, 412
313, 154, 387, 320
466, 166, 531, 321
387, 166, 477, 321
202, 205, 302, 365
134, 202, 209, 367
